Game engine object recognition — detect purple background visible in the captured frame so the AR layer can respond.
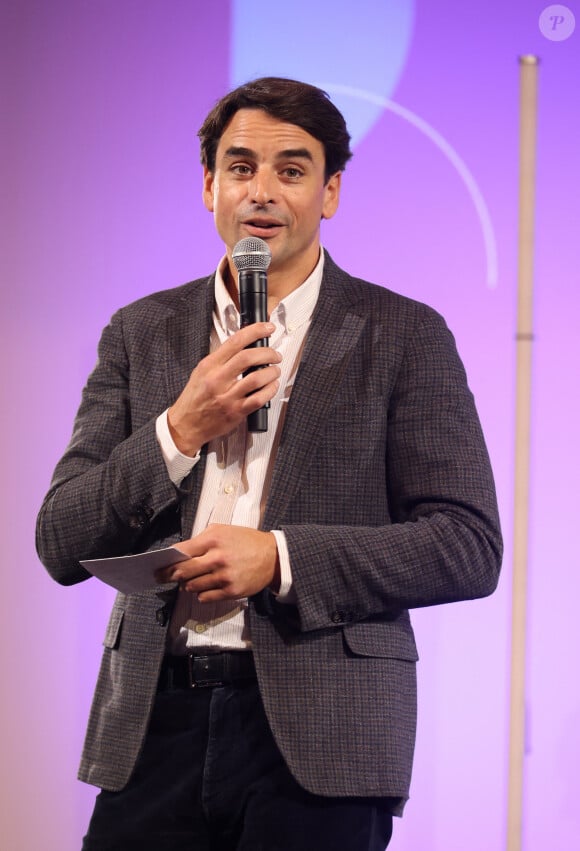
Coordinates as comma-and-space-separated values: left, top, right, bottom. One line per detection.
1, 1, 579, 848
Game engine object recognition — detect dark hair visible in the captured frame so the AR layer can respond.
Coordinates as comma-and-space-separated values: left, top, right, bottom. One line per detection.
198, 77, 352, 183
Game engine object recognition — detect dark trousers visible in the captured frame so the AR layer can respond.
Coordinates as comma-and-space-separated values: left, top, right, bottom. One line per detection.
82, 679, 393, 851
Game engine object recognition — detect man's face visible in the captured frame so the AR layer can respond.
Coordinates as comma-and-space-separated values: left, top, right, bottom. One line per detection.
203, 109, 341, 292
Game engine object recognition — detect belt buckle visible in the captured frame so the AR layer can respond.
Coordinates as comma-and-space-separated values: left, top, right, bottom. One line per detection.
187, 654, 224, 688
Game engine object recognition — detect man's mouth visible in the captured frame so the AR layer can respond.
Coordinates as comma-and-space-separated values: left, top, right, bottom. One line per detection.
243, 218, 283, 232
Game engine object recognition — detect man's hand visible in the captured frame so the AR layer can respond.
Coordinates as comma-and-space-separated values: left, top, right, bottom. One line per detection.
167, 322, 281, 456
156, 524, 281, 601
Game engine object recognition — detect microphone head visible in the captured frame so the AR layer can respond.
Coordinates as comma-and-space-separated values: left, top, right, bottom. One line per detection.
232, 237, 272, 272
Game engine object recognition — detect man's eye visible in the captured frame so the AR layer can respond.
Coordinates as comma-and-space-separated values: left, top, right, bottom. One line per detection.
231, 164, 252, 175
282, 168, 303, 179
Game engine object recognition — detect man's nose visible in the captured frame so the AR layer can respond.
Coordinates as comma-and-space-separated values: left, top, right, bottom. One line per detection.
249, 168, 276, 206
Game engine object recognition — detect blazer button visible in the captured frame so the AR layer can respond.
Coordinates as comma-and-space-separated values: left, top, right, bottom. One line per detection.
331, 611, 344, 624
155, 607, 169, 627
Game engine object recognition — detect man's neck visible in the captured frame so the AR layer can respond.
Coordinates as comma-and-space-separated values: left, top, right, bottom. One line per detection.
223, 253, 322, 316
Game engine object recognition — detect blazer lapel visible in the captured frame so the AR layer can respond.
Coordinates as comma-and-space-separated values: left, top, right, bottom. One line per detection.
263, 260, 367, 527
163, 275, 215, 534
164, 275, 215, 405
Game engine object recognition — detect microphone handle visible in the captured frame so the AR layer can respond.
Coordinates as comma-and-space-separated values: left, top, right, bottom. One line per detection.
239, 269, 269, 433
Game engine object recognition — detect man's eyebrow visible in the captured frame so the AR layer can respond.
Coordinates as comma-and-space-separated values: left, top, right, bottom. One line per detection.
224, 146, 256, 160
222, 146, 314, 163
276, 148, 314, 163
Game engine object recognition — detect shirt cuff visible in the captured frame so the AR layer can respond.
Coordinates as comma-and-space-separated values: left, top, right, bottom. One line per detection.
270, 530, 296, 603
155, 409, 200, 485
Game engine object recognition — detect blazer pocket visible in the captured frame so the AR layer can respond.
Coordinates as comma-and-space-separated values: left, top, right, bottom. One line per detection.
342, 621, 419, 662
103, 604, 125, 650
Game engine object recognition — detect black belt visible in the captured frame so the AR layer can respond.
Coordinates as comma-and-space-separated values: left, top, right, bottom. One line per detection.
158, 651, 257, 690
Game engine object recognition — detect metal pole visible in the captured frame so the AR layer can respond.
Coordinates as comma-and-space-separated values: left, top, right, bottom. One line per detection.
506, 54, 539, 851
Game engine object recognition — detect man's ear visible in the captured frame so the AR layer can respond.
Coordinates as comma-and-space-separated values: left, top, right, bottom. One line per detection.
202, 166, 215, 213
321, 171, 342, 220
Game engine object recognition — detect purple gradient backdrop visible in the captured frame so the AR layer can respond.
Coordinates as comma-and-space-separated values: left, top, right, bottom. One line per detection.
1, 1, 578, 849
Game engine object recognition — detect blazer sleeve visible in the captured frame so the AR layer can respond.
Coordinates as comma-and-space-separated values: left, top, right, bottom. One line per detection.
35, 308, 188, 586
276, 304, 503, 632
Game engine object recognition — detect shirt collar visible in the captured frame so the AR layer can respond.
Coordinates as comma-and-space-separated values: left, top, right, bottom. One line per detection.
213, 249, 325, 338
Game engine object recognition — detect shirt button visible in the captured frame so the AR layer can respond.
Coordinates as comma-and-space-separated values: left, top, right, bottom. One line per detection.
224, 484, 234, 494
194, 623, 207, 634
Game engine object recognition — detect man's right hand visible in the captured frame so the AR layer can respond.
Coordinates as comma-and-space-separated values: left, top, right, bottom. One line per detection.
167, 322, 281, 456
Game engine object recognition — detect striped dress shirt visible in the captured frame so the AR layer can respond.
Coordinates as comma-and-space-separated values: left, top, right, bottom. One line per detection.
156, 251, 324, 652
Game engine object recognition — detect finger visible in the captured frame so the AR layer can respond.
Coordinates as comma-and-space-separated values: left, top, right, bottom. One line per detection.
232, 364, 281, 398
154, 549, 212, 584
195, 588, 232, 603
214, 323, 277, 364
171, 554, 215, 582
154, 550, 197, 583
155, 563, 191, 584
155, 567, 174, 584
182, 572, 226, 595
238, 383, 280, 419
222, 348, 282, 388
185, 579, 246, 603
173, 538, 210, 559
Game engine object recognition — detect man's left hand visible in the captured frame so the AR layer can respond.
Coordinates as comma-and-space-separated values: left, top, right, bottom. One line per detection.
156, 524, 280, 601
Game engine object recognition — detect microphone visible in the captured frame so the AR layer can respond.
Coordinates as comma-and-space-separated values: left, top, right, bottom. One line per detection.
232, 237, 272, 433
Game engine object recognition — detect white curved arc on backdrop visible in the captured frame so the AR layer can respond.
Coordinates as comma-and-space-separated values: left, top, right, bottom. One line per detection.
321, 83, 498, 289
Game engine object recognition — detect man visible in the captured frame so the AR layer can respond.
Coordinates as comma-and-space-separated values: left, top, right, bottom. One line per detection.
36, 77, 502, 850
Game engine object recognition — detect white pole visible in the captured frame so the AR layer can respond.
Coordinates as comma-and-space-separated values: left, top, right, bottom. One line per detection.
507, 54, 539, 851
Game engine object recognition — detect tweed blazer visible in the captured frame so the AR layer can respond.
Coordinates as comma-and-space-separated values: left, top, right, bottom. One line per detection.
36, 252, 502, 813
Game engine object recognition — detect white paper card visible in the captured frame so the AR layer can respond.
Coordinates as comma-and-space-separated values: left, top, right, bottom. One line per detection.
80, 546, 189, 595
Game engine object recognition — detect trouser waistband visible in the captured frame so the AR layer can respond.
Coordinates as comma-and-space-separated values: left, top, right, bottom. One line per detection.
158, 651, 256, 689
